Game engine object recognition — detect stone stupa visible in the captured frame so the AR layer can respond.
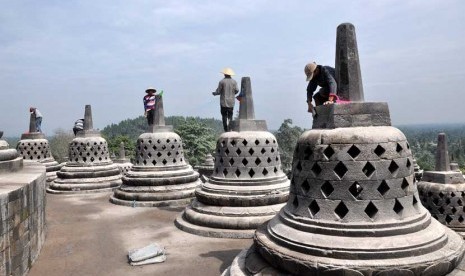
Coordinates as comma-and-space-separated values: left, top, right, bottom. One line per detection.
418, 133, 465, 238
223, 23, 465, 275
195, 153, 215, 181
47, 105, 122, 193
175, 77, 290, 238
16, 111, 61, 182
113, 142, 133, 175
110, 94, 201, 207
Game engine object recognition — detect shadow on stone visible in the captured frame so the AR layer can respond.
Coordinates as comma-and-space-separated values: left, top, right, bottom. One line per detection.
200, 249, 243, 273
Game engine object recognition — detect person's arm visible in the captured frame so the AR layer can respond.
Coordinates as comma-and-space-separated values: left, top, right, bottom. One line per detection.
306, 81, 317, 102
143, 96, 148, 116
234, 80, 239, 95
212, 81, 222, 96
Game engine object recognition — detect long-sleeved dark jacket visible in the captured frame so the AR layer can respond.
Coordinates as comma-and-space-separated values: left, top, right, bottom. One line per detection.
213, 77, 239, 108
306, 65, 337, 102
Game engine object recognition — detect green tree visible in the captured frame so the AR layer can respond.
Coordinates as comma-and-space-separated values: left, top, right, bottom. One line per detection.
175, 118, 217, 166
49, 128, 74, 163
104, 135, 136, 160
274, 119, 304, 173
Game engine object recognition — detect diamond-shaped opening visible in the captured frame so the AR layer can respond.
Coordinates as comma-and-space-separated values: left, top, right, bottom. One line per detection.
261, 148, 266, 154
439, 192, 445, 198
248, 169, 255, 178
303, 147, 313, 160
413, 195, 418, 206
406, 159, 411, 168
249, 148, 255, 155
365, 201, 378, 219
323, 145, 335, 159
452, 207, 458, 214
396, 143, 403, 152
334, 162, 348, 179
458, 199, 463, 206
152, 145, 157, 150
229, 158, 235, 166
255, 158, 261, 165
459, 216, 465, 223
349, 182, 363, 199
162, 159, 167, 165
320, 181, 334, 198
167, 152, 172, 156
242, 140, 248, 146
432, 198, 440, 206
223, 168, 228, 176
388, 161, 399, 174
295, 161, 302, 172
173, 158, 177, 163
90, 157, 95, 162
451, 192, 456, 197
148, 152, 152, 158
242, 158, 248, 166
215, 168, 219, 174
157, 152, 162, 157
235, 168, 241, 177
265, 139, 270, 144
345, 145, 360, 159
267, 157, 272, 163
445, 215, 453, 224
393, 199, 404, 214
292, 197, 299, 209
231, 140, 237, 146
374, 145, 386, 157
255, 139, 260, 145
262, 168, 268, 176
236, 148, 242, 155
221, 140, 226, 147
335, 202, 349, 219
301, 179, 311, 194
143, 160, 147, 165
401, 178, 409, 191
82, 157, 87, 162
157, 139, 161, 144
377, 180, 390, 196
152, 160, 157, 165
445, 198, 451, 205
311, 163, 322, 176
271, 148, 275, 153
274, 167, 278, 173
308, 200, 320, 216
220, 158, 224, 164
362, 162, 376, 178
225, 148, 230, 155
166, 139, 170, 143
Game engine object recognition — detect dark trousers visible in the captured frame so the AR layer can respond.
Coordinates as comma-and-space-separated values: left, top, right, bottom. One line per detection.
313, 87, 330, 106
220, 106, 233, 132
146, 109, 155, 125
35, 117, 42, 132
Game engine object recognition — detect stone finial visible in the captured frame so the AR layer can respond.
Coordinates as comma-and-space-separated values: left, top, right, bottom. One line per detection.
335, 23, 364, 101
119, 142, 126, 159
435, 133, 450, 171
29, 112, 37, 133
84, 105, 93, 130
152, 94, 165, 126
238, 77, 255, 120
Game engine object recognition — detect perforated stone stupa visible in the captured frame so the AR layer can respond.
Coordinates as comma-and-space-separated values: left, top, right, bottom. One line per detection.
195, 153, 215, 181
175, 77, 290, 238
113, 142, 133, 175
223, 23, 465, 275
16, 112, 61, 182
47, 105, 122, 194
110, 95, 201, 207
418, 133, 465, 238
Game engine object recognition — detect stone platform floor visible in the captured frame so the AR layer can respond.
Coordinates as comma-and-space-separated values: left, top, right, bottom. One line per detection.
28, 192, 251, 276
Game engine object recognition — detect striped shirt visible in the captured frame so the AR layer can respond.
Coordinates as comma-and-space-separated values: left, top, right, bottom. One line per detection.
143, 94, 156, 111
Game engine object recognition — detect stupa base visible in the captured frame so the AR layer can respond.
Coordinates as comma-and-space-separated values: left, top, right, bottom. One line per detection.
109, 195, 193, 207
175, 199, 285, 239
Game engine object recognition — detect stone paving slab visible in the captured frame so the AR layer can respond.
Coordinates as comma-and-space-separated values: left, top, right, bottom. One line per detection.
28, 193, 251, 276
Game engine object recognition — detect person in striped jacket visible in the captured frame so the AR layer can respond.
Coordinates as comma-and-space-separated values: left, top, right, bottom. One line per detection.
143, 87, 157, 125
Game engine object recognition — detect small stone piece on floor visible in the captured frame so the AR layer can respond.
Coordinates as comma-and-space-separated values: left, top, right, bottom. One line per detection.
128, 243, 166, 266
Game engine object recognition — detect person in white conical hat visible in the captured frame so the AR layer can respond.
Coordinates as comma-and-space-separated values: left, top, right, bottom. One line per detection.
212, 67, 239, 132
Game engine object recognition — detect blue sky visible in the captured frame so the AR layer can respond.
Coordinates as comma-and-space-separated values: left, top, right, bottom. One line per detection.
1, 0, 464, 136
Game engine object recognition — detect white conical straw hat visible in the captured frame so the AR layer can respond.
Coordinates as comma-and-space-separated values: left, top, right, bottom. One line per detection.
220, 67, 235, 76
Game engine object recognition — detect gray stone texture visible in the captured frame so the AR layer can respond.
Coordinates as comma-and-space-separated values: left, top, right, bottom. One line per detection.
223, 23, 465, 275
175, 77, 290, 238
335, 22, 364, 101
47, 105, 122, 194
418, 133, 465, 238
16, 114, 62, 183
110, 95, 201, 207
195, 153, 215, 180
112, 142, 132, 175
0, 132, 47, 276
313, 102, 391, 129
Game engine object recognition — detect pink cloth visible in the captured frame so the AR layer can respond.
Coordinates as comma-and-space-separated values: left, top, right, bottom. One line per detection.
330, 94, 351, 104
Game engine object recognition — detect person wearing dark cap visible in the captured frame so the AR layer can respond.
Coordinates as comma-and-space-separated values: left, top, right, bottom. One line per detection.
304, 62, 338, 113
212, 67, 239, 132
143, 87, 157, 125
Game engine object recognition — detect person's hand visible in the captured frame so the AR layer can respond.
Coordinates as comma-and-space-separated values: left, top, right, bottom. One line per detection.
323, 100, 334, 105
212, 92, 215, 96
307, 102, 313, 113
